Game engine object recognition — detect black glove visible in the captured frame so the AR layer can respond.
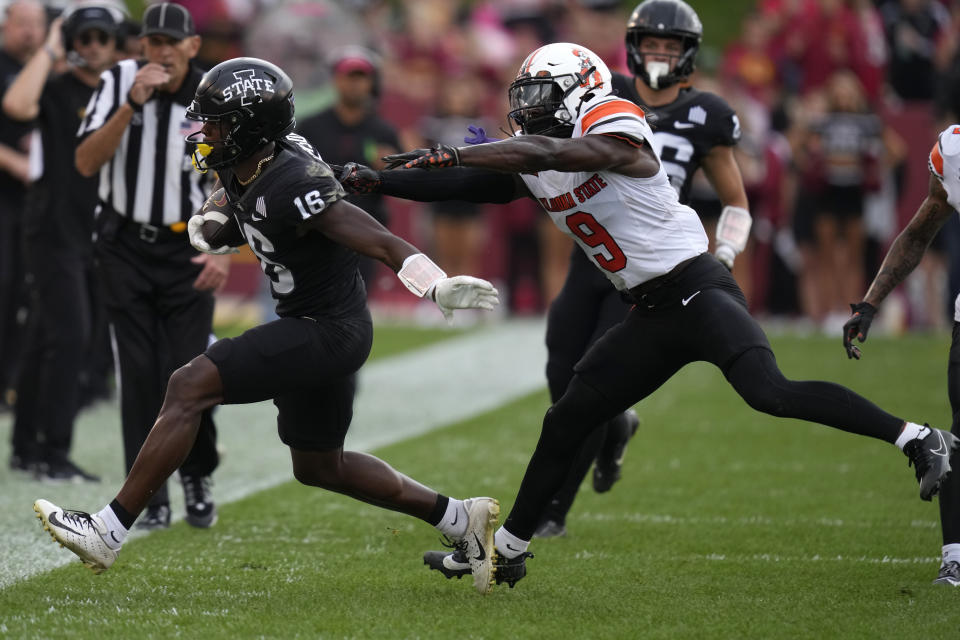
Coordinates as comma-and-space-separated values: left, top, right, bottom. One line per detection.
382, 144, 460, 170
331, 162, 382, 194
842, 301, 877, 360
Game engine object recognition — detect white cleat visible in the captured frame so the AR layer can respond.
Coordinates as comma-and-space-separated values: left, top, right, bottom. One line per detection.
33, 499, 118, 574
457, 497, 499, 595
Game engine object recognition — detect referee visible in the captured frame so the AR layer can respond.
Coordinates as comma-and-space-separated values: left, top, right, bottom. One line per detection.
75, 3, 225, 530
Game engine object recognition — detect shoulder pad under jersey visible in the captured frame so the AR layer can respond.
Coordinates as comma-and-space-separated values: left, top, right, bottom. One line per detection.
573, 95, 651, 145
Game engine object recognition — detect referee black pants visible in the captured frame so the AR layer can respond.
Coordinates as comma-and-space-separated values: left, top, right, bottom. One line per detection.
94, 220, 218, 509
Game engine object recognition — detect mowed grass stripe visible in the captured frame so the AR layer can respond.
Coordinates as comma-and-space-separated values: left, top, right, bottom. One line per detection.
0, 319, 546, 589
2, 331, 958, 639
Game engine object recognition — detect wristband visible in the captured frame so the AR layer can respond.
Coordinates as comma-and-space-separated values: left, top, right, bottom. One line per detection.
127, 92, 143, 113
397, 253, 446, 298
43, 45, 57, 61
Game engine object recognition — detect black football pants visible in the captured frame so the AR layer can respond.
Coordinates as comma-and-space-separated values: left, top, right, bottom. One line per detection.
540, 247, 632, 524
95, 222, 219, 509
504, 254, 906, 540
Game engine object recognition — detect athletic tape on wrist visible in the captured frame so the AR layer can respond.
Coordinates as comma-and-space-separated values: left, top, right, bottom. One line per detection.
397, 253, 446, 297
716, 206, 751, 254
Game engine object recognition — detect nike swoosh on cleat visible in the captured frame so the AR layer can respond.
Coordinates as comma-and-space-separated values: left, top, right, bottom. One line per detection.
451, 510, 459, 527
47, 511, 82, 536
931, 431, 949, 456
681, 291, 701, 306
473, 533, 487, 561
110, 531, 121, 545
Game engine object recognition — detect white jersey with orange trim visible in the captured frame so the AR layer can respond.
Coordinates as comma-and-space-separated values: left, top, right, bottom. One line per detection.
518, 93, 708, 291
928, 124, 960, 321
929, 124, 960, 208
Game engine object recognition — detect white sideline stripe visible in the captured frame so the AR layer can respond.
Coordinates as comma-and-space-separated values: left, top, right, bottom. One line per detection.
0, 318, 548, 590
577, 511, 939, 530
570, 550, 940, 565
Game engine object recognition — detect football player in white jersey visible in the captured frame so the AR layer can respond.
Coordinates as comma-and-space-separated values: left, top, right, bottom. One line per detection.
844, 125, 960, 586
338, 43, 956, 588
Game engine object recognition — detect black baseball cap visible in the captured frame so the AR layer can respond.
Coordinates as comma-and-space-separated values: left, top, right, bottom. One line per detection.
67, 6, 118, 38
140, 3, 195, 40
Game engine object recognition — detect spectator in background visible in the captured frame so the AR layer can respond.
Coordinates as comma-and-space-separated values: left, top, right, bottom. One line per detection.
558, 0, 628, 72
880, 0, 951, 102
720, 11, 780, 108
115, 17, 142, 61
298, 46, 399, 293
3, 4, 121, 481
781, 0, 878, 101
418, 71, 497, 290
793, 70, 902, 332
0, 0, 44, 420
378, 0, 464, 151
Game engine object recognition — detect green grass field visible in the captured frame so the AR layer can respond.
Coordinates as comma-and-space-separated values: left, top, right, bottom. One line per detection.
2, 328, 959, 639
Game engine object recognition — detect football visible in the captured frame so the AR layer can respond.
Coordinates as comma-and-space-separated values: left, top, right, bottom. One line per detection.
200, 187, 245, 248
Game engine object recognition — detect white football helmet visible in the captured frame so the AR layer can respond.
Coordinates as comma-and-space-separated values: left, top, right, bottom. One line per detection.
508, 42, 612, 138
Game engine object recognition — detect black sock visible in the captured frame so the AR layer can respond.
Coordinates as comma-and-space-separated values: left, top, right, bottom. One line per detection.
109, 499, 137, 530
426, 494, 449, 526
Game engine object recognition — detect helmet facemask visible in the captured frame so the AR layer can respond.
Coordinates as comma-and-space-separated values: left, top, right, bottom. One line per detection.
626, 32, 698, 90
507, 44, 609, 139
185, 108, 246, 172
509, 72, 595, 138
625, 0, 703, 90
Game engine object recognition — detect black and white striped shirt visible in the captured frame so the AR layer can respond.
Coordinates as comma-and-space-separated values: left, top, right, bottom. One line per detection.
77, 59, 213, 226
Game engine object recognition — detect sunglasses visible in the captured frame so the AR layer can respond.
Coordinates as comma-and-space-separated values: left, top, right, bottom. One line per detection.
77, 30, 111, 46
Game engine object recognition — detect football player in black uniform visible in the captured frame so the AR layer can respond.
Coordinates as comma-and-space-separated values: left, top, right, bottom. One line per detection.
32, 57, 503, 596
528, 0, 753, 536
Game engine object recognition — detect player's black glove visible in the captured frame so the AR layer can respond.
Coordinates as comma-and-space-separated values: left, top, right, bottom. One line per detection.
842, 301, 877, 360
382, 144, 460, 170
331, 162, 382, 194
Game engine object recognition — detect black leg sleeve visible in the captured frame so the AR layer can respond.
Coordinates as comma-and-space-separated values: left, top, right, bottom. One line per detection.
538, 426, 605, 525
939, 322, 960, 545
725, 347, 904, 443
504, 376, 625, 540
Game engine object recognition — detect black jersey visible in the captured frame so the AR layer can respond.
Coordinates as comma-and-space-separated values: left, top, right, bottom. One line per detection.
219, 133, 365, 319
23, 72, 99, 251
612, 73, 740, 204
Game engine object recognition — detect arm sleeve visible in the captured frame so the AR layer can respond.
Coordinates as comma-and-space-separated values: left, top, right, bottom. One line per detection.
379, 166, 523, 204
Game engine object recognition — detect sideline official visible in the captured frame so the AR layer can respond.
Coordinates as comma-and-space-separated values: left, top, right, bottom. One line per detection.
75, 3, 225, 530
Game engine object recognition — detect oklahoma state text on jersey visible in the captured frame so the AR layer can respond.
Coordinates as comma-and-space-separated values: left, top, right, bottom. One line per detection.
519, 94, 707, 291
